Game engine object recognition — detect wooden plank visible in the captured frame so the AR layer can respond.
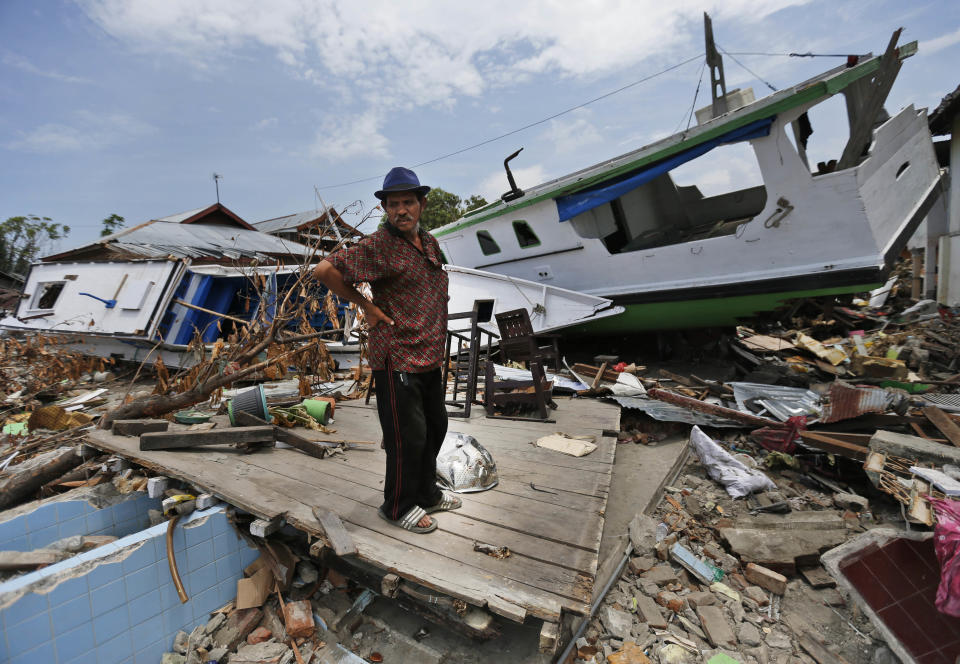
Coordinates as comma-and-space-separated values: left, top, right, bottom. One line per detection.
591, 362, 608, 390
337, 453, 606, 514
332, 441, 612, 498
236, 458, 590, 607
922, 406, 960, 447
798, 432, 868, 461
139, 426, 275, 450
290, 454, 603, 564
85, 429, 574, 621
836, 30, 903, 170
312, 507, 358, 557
112, 419, 168, 436
240, 453, 597, 577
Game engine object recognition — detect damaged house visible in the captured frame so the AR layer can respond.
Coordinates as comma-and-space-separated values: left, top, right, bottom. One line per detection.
0, 203, 353, 368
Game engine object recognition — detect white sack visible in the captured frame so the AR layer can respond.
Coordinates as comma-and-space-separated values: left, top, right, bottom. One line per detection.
688, 425, 775, 498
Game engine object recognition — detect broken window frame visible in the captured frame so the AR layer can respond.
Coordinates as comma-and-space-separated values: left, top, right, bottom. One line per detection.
476, 230, 501, 256
511, 220, 541, 249
30, 281, 66, 311
568, 140, 769, 255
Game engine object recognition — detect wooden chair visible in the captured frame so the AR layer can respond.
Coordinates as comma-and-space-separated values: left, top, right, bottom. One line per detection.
483, 359, 554, 422
442, 308, 498, 418
494, 308, 561, 372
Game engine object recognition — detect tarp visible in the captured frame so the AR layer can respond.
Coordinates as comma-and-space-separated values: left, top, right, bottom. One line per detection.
556, 117, 774, 222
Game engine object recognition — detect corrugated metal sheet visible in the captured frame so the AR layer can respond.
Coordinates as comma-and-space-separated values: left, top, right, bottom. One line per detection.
923, 394, 960, 413
612, 396, 743, 427
106, 221, 313, 259
729, 382, 821, 422
820, 381, 896, 424
254, 210, 327, 234
156, 207, 208, 223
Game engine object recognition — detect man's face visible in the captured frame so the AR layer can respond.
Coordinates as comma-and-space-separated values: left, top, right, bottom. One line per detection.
383, 192, 422, 234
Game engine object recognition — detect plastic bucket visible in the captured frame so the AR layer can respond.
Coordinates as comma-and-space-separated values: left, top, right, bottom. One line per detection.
229, 385, 271, 425
302, 399, 329, 424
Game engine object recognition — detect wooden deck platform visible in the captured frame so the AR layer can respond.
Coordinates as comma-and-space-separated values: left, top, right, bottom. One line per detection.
84, 396, 621, 625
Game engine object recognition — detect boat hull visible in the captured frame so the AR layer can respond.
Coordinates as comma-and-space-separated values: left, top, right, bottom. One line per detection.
566, 282, 879, 333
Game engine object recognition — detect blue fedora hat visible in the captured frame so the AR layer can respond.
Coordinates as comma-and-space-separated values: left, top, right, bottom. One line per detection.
375, 167, 431, 200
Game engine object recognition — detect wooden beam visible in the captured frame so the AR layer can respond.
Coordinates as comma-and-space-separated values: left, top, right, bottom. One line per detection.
173, 298, 251, 327
590, 362, 608, 390
139, 426, 275, 450
250, 516, 285, 538
112, 419, 169, 436
311, 507, 358, 557
539, 620, 560, 654
798, 432, 868, 461
922, 406, 960, 447
837, 30, 903, 170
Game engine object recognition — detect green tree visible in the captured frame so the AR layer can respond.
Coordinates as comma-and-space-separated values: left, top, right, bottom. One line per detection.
100, 213, 125, 237
418, 188, 489, 231
0, 215, 70, 275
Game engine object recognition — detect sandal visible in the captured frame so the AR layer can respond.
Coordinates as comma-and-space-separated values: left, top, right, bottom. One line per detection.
377, 506, 437, 533
423, 492, 462, 514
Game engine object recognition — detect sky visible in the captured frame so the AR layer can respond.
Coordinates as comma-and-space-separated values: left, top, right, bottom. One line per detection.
2, 0, 959, 255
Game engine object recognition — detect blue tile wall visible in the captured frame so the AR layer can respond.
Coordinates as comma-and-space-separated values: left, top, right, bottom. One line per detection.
0, 506, 255, 664
0, 491, 155, 552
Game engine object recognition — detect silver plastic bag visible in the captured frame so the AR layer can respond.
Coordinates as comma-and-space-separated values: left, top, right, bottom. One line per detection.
436, 432, 499, 493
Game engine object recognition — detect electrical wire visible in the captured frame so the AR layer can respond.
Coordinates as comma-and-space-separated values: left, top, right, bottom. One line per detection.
685, 60, 708, 131
316, 52, 705, 190
670, 58, 707, 136
723, 51, 852, 58
719, 45, 778, 92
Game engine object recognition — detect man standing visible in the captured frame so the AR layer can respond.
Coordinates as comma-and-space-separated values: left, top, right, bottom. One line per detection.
313, 167, 460, 533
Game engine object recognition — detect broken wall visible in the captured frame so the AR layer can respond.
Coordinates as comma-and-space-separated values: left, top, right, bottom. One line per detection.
0, 489, 154, 552
0, 505, 258, 664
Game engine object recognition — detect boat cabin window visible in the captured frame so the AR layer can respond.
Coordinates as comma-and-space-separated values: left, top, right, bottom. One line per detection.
32, 282, 66, 310
476, 230, 501, 256
568, 141, 767, 254
512, 221, 541, 248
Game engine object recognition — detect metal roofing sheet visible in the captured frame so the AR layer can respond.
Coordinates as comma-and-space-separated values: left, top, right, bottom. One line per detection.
110, 221, 313, 258
254, 210, 327, 234
156, 207, 209, 223
820, 381, 896, 424
612, 396, 743, 427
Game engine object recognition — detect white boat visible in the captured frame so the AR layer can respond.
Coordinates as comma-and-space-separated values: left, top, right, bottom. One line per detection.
444, 264, 623, 336
432, 29, 944, 332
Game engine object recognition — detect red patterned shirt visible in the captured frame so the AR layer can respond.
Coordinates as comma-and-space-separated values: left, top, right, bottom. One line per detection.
327, 224, 448, 372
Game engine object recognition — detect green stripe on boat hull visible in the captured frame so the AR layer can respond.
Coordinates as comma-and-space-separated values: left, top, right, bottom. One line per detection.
567, 284, 880, 334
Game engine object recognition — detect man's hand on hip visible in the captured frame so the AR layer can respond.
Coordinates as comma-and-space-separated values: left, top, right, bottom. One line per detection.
363, 303, 395, 329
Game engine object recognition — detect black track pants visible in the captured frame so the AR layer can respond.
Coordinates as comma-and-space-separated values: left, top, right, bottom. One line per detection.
373, 365, 448, 520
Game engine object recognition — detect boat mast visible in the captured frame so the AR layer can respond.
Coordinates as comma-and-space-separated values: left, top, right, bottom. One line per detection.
704, 12, 728, 120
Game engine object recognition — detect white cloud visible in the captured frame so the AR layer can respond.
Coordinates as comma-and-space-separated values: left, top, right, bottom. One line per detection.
478, 164, 549, 203
309, 111, 390, 162
922, 27, 960, 56
545, 110, 602, 153
669, 143, 761, 196
2, 52, 91, 84
76, 1, 811, 112
7, 111, 156, 153
251, 116, 278, 130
